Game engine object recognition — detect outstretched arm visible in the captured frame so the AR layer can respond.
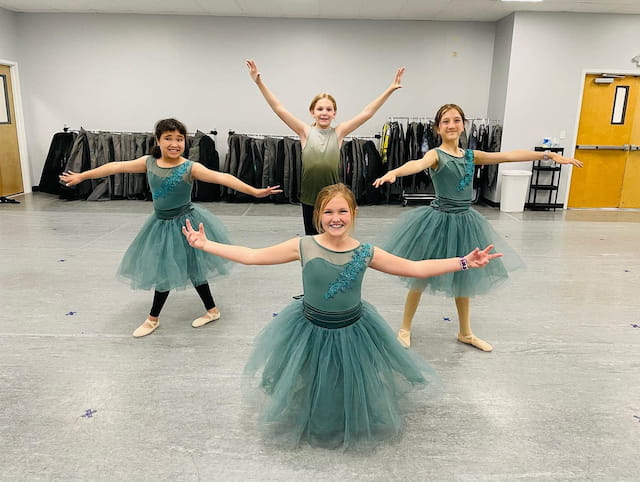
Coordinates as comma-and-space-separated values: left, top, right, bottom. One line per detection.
335, 67, 405, 140
182, 219, 300, 265
372, 149, 438, 188
473, 149, 583, 167
247, 59, 309, 138
370, 245, 502, 278
59, 157, 147, 186
191, 163, 282, 198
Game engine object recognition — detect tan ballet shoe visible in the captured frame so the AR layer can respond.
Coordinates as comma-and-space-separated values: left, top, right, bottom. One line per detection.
192, 309, 221, 328
457, 333, 493, 352
397, 329, 411, 348
133, 318, 159, 338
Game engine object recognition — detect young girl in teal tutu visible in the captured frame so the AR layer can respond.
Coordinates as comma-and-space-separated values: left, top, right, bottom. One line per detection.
373, 104, 583, 351
59, 118, 281, 338
182, 183, 501, 449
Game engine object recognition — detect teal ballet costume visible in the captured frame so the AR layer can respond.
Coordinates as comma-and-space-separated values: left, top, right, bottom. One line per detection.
380, 148, 524, 297
244, 236, 438, 449
117, 156, 231, 291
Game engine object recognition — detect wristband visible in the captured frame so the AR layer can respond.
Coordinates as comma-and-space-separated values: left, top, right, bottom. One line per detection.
459, 257, 469, 271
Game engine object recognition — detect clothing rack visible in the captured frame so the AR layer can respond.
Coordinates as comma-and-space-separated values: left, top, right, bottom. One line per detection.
387, 116, 431, 122
62, 127, 218, 135
228, 131, 380, 140
385, 116, 500, 123
346, 134, 381, 140
228, 131, 297, 139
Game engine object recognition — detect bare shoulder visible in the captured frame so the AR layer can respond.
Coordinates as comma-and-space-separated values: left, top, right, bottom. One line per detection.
421, 149, 439, 169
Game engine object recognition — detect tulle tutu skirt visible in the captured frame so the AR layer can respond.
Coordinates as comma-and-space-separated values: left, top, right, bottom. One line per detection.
243, 299, 440, 450
117, 204, 231, 291
379, 206, 524, 297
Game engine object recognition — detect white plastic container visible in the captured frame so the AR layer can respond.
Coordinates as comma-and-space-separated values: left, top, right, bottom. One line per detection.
500, 170, 532, 212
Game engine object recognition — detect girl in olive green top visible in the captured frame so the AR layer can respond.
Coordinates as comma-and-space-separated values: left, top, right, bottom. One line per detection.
247, 59, 404, 234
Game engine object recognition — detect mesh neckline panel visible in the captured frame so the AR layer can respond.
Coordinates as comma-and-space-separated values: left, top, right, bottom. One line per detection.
300, 236, 372, 267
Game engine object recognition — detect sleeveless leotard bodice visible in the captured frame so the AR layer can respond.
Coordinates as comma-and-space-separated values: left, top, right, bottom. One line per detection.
147, 156, 194, 218
300, 127, 340, 206
429, 148, 475, 214
300, 236, 372, 320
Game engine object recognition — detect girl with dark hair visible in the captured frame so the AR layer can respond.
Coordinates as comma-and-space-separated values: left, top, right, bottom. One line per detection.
373, 104, 583, 351
246, 59, 405, 235
182, 182, 501, 449
60, 118, 281, 337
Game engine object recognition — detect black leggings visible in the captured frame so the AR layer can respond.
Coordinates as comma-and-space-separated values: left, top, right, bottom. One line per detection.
149, 282, 216, 317
302, 203, 318, 235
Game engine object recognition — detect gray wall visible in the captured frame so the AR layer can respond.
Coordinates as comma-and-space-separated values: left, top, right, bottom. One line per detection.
16, 13, 496, 185
487, 14, 514, 122
0, 7, 18, 60
490, 12, 640, 203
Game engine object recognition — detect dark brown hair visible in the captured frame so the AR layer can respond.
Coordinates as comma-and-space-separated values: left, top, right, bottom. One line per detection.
433, 104, 466, 134
151, 118, 187, 158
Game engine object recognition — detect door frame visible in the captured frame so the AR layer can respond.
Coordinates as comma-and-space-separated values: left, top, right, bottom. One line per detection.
564, 68, 640, 207
0, 58, 31, 194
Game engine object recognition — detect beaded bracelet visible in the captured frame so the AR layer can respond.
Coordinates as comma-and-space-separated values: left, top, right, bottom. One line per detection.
459, 257, 469, 271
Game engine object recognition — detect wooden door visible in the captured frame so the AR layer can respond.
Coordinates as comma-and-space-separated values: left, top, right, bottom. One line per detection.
620, 97, 640, 207
0, 64, 23, 196
568, 74, 640, 208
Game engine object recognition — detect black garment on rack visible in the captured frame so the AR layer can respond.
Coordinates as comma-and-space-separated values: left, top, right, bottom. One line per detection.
60, 129, 92, 200
223, 133, 242, 196
406, 122, 424, 161
359, 140, 385, 205
402, 122, 431, 193
386, 122, 406, 172
236, 135, 256, 201
37, 131, 77, 195
223, 134, 250, 200
340, 141, 353, 195
225, 133, 299, 203
338, 138, 384, 204
189, 131, 221, 201
251, 138, 265, 199
283, 137, 302, 204
85, 131, 114, 201
263, 137, 287, 203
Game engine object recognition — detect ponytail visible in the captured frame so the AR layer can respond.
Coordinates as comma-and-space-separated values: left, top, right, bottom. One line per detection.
151, 145, 161, 158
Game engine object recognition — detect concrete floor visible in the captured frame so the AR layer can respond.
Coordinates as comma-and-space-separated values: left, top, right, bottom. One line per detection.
1, 192, 639, 481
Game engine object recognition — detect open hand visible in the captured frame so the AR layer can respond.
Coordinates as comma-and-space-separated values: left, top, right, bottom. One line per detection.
254, 185, 283, 198
372, 173, 397, 188
463, 245, 503, 268
58, 170, 83, 187
182, 219, 208, 250
551, 153, 583, 168
390, 67, 405, 91
246, 59, 261, 83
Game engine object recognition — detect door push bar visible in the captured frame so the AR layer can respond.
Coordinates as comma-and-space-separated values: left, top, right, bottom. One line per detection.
575, 144, 630, 150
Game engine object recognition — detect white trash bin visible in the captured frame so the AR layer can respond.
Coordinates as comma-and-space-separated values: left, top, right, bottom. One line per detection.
500, 170, 532, 212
